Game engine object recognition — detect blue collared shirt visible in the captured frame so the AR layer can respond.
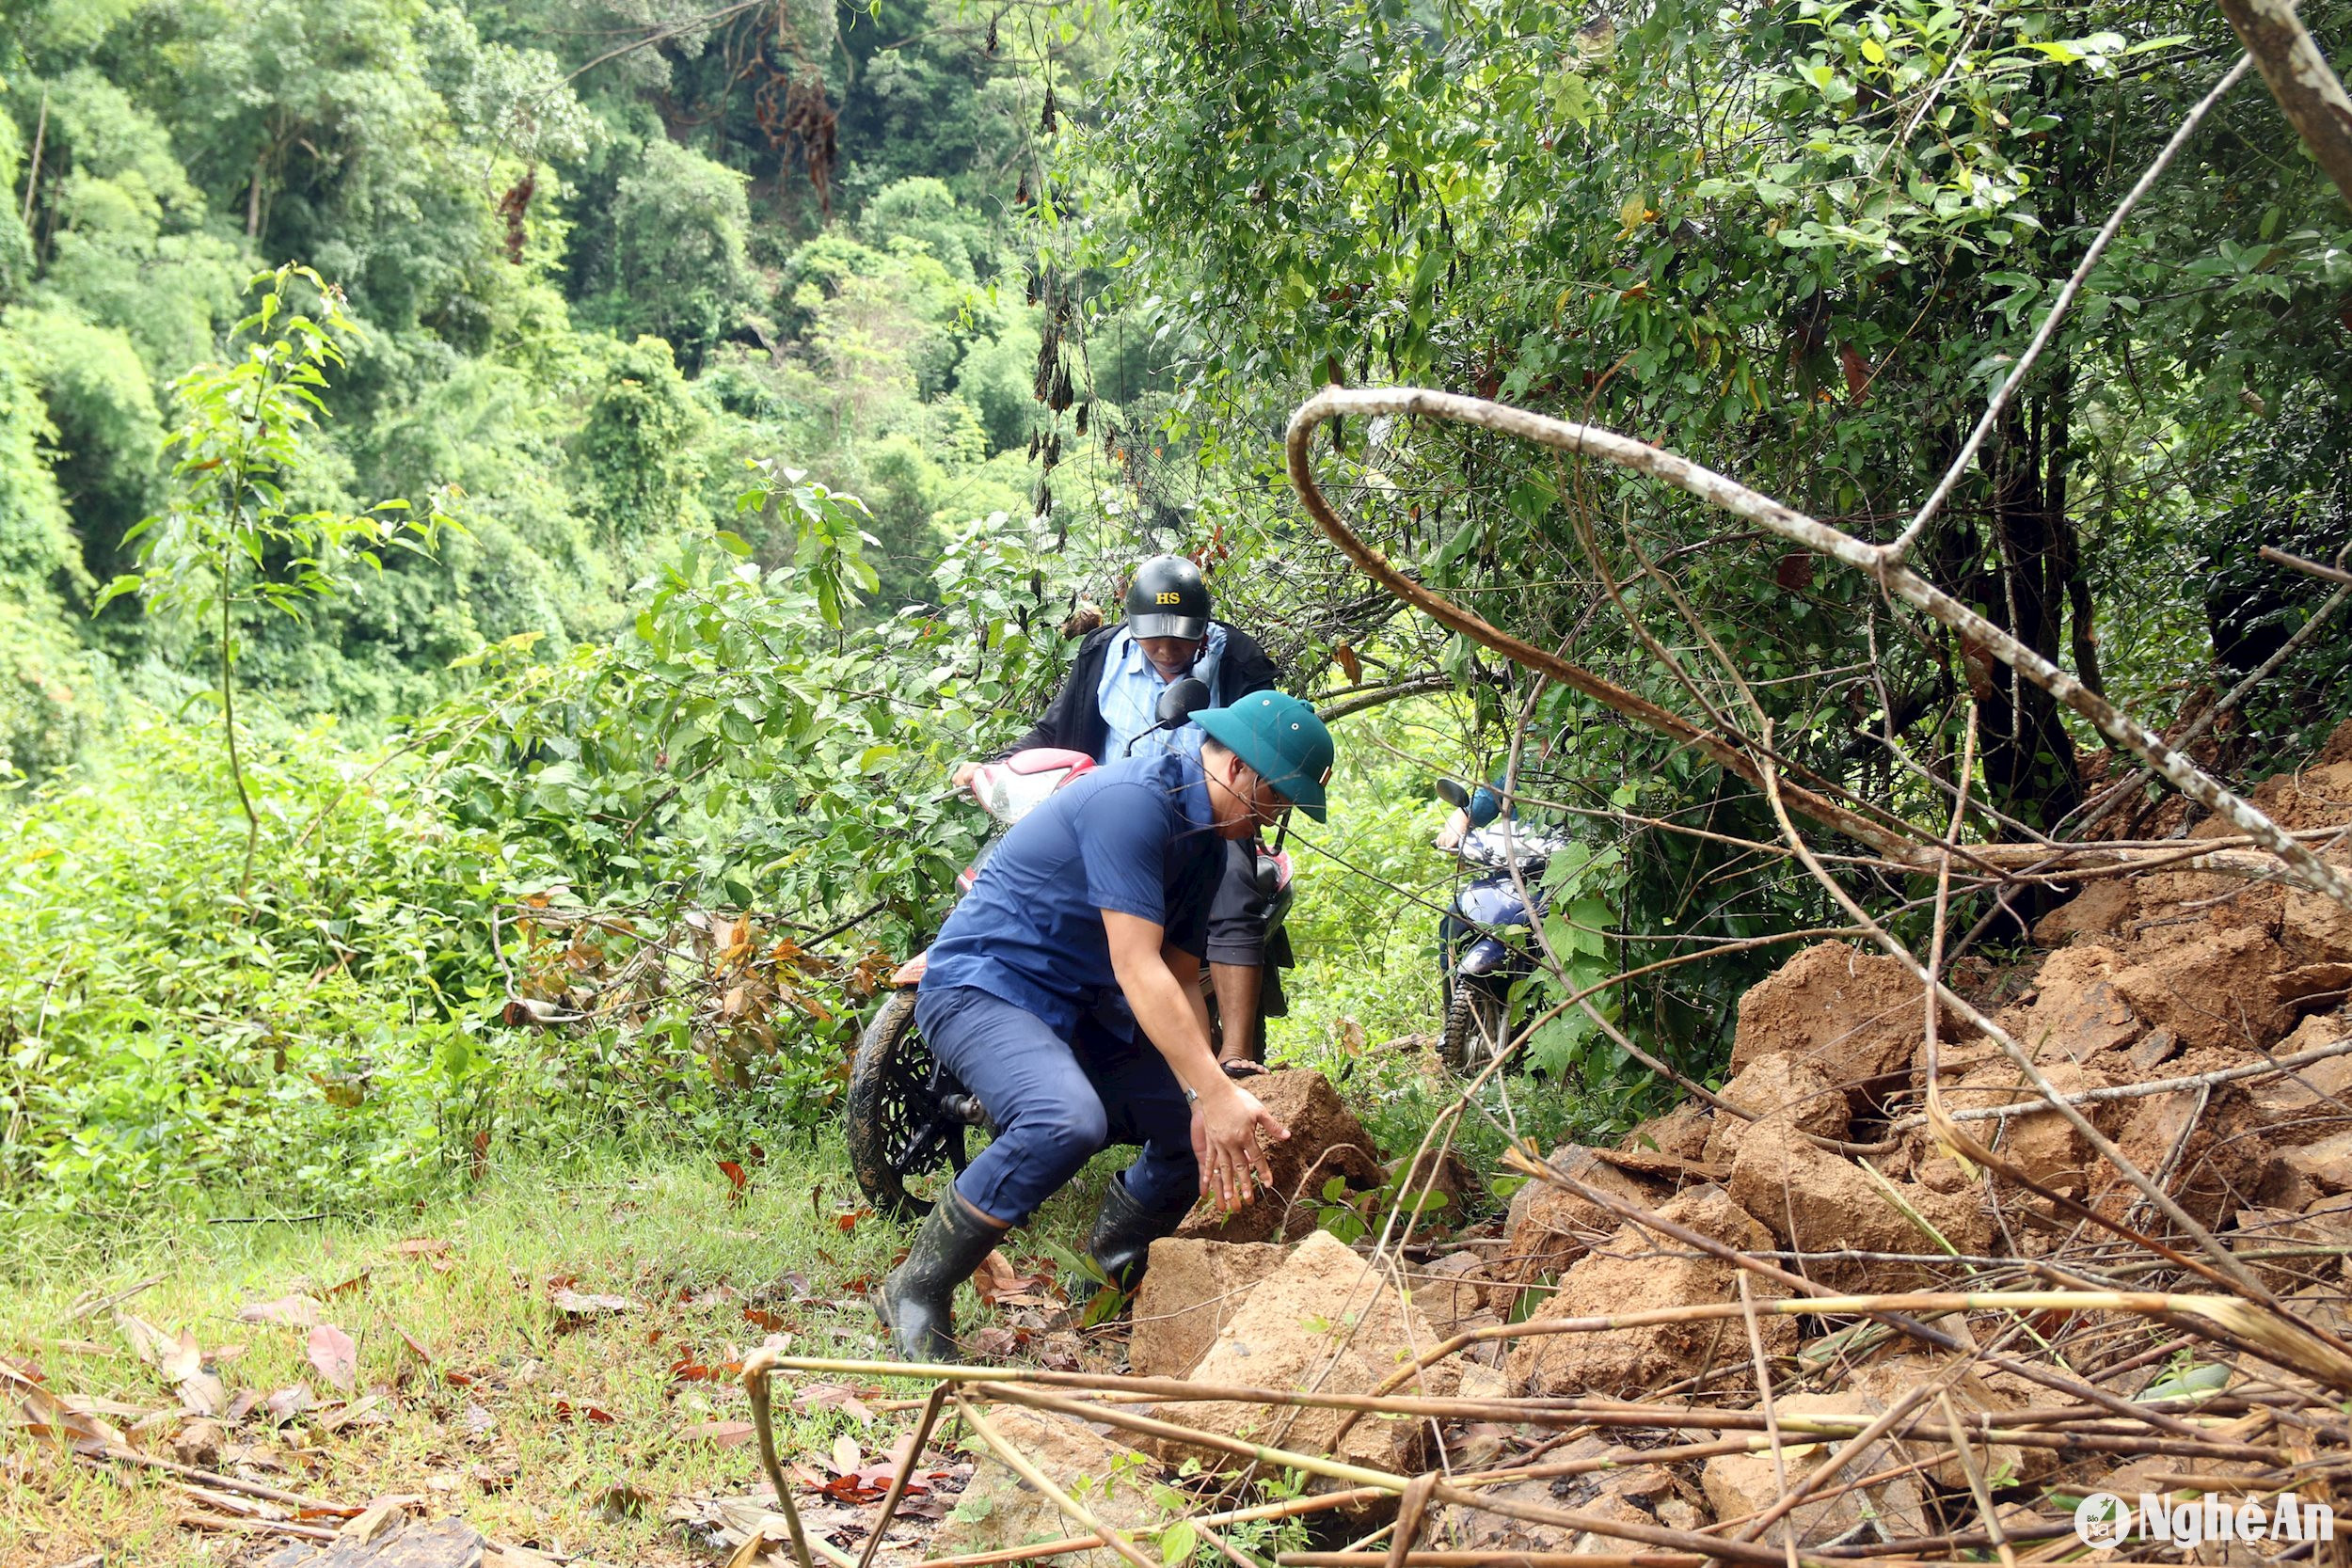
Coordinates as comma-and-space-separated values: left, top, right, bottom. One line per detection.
919, 751, 1224, 1039
1093, 624, 1230, 765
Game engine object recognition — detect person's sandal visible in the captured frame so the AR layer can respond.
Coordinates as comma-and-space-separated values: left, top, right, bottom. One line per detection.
1218, 1058, 1270, 1080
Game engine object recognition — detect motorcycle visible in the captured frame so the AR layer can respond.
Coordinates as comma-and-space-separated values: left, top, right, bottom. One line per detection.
846, 679, 1296, 1218
1432, 779, 1578, 1072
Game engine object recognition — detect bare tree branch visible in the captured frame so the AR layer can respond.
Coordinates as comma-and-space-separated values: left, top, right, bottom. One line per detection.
2217, 0, 2352, 211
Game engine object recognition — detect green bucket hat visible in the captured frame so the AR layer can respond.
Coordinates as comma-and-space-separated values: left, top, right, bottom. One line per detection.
1195, 691, 1335, 823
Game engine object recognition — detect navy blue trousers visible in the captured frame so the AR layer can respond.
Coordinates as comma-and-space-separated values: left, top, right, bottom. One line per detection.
914, 985, 1198, 1225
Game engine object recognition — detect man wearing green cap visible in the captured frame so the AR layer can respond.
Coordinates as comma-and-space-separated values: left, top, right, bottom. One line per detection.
877, 691, 1336, 1362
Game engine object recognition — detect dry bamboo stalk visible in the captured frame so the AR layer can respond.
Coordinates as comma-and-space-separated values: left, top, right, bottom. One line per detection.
910, 1487, 1404, 1567
175, 1511, 338, 1542
757, 1354, 2259, 1453
83, 1446, 358, 1516
980, 1382, 1862, 1568
1279, 1555, 1705, 1567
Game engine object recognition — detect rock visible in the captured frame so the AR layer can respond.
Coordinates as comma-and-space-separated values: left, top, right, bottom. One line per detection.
1130, 1240, 1293, 1379
1847, 1354, 2048, 1483
1492, 1146, 1673, 1296
1510, 1186, 1795, 1399
2126, 1028, 2181, 1075
1428, 1437, 1710, 1555
2227, 1202, 2352, 1291
2249, 761, 2352, 832
1730, 942, 1947, 1108
2107, 1083, 2261, 1231
1154, 1229, 1457, 1476
2284, 880, 2352, 966
1405, 1252, 1493, 1338
2032, 879, 2137, 946
1726, 1121, 1988, 1285
1700, 1392, 1930, 1544
1947, 1062, 2117, 1200
1174, 1070, 1386, 1243
2277, 1131, 2352, 1199
2014, 946, 2143, 1062
930, 1408, 1162, 1568
2110, 927, 2296, 1053
1619, 1101, 1714, 1163
1386, 1147, 1482, 1230
1701, 1056, 1850, 1166
2250, 1012, 2352, 1122
172, 1416, 226, 1467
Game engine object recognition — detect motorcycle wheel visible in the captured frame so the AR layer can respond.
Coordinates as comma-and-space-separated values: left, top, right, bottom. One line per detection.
846, 988, 971, 1221
1440, 981, 1511, 1074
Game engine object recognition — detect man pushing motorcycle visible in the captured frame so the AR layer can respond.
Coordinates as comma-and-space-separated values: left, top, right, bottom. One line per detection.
881, 690, 1337, 1362
952, 556, 1290, 1075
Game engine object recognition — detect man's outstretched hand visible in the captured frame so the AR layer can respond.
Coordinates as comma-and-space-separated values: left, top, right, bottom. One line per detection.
951, 761, 981, 789
1191, 1080, 1290, 1212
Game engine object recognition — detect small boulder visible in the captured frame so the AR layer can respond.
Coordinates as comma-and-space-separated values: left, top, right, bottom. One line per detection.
1701, 1056, 1850, 1167
1618, 1101, 1714, 1164
1174, 1070, 1386, 1243
1510, 1185, 1795, 1399
2283, 882, 2352, 966
1492, 1146, 1673, 1295
1730, 942, 1946, 1108
1130, 1239, 1292, 1379
1700, 1392, 1930, 1544
931, 1407, 1163, 1568
1385, 1147, 1483, 1231
2105, 1081, 2262, 1230
2014, 946, 2144, 1062
1847, 1354, 2049, 1483
1404, 1252, 1493, 1338
1727, 1121, 1988, 1285
1430, 1437, 1709, 1554
2032, 880, 2137, 946
2249, 1012, 2352, 1123
1154, 1229, 1457, 1476
2110, 927, 2295, 1053
1946, 1062, 2117, 1200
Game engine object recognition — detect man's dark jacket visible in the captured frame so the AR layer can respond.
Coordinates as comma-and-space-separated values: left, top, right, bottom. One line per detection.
999, 621, 1283, 760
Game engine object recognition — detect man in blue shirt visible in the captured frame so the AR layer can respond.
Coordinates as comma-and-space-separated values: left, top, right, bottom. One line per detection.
951, 556, 1292, 1075
881, 692, 1337, 1362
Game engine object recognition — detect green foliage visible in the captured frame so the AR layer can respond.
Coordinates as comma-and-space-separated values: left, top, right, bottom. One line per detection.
569, 334, 708, 540
588, 136, 759, 368
0, 598, 95, 784
0, 324, 76, 600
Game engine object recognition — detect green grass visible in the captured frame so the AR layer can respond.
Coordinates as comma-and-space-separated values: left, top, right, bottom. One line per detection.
0, 1138, 1134, 1565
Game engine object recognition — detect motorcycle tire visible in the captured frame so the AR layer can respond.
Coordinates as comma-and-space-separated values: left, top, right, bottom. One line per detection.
846, 988, 971, 1221
1440, 981, 1511, 1074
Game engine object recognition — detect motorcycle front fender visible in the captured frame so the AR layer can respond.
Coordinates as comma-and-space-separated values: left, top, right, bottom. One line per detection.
1458, 935, 1516, 977
1456, 877, 1535, 927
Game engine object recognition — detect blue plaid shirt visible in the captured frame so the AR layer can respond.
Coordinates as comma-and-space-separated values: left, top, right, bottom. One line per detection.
1091, 624, 1229, 765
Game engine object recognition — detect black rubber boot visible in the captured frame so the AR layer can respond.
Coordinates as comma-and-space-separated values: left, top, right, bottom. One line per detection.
874, 1193, 1002, 1362
1088, 1173, 1192, 1292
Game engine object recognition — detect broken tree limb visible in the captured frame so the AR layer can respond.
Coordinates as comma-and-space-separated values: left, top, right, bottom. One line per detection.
2217, 0, 2352, 211
1282, 386, 2352, 916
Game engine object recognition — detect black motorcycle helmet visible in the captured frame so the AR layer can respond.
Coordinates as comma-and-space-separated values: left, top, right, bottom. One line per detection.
1124, 555, 1211, 641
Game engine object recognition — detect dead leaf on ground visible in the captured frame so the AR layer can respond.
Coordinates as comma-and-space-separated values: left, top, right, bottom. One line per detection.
680, 1418, 756, 1449
550, 1288, 635, 1321
117, 1311, 172, 1368
830, 1433, 862, 1476
307, 1323, 359, 1393
551, 1397, 615, 1424
392, 1238, 452, 1259
264, 1383, 315, 1422
718, 1161, 750, 1207
237, 1294, 324, 1328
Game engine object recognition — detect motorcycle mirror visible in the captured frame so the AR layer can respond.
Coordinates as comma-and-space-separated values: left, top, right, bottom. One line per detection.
1155, 677, 1213, 729
1434, 778, 1470, 809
